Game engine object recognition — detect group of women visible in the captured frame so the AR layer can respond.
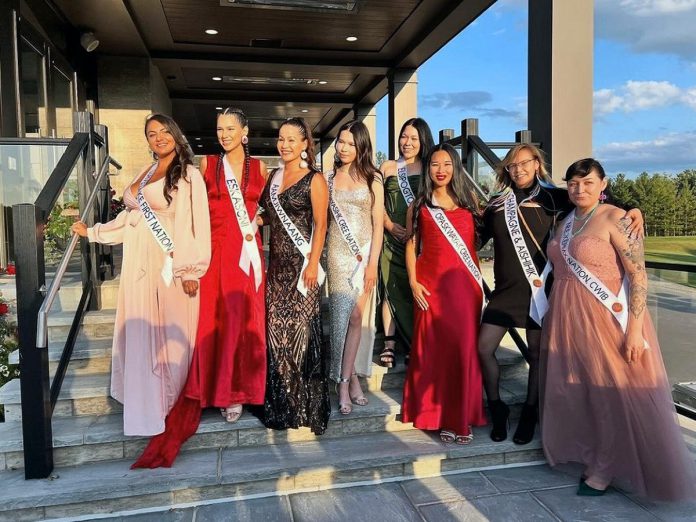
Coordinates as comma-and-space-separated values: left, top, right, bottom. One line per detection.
71, 110, 695, 501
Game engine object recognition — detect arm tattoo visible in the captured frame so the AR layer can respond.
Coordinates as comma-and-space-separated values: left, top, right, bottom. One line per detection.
616, 217, 647, 318
629, 277, 648, 319
615, 217, 645, 273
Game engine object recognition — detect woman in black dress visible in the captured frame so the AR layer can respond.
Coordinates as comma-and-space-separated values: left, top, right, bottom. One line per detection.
478, 144, 643, 445
258, 117, 331, 434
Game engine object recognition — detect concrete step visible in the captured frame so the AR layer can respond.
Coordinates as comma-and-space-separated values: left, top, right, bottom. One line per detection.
0, 354, 528, 422
47, 308, 117, 344
8, 338, 113, 377
0, 377, 530, 471
44, 273, 120, 313
0, 388, 423, 471
0, 427, 544, 521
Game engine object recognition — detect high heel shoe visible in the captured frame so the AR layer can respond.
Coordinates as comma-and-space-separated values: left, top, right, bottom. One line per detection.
513, 404, 538, 445
336, 377, 352, 415
350, 373, 368, 406
488, 399, 510, 442
379, 336, 396, 368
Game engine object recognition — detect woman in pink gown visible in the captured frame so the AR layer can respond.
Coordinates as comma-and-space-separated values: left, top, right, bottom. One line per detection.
402, 144, 487, 444
72, 114, 211, 436
541, 158, 696, 500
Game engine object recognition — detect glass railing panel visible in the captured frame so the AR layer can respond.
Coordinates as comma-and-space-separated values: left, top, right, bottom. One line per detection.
646, 267, 696, 406
0, 142, 69, 267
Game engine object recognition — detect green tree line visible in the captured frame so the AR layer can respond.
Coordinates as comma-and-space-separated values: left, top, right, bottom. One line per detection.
609, 170, 696, 237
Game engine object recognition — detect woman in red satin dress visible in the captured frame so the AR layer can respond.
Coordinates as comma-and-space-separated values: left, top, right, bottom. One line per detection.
402, 143, 486, 445
133, 108, 268, 468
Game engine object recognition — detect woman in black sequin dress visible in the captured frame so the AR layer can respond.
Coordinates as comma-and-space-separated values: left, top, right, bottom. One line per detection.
258, 118, 331, 434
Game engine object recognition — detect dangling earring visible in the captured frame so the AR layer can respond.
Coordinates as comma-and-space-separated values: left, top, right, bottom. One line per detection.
599, 190, 607, 203
334, 152, 341, 165
241, 135, 249, 145
300, 150, 308, 169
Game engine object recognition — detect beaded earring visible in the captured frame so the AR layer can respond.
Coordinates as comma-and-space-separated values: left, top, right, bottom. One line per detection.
599, 190, 607, 203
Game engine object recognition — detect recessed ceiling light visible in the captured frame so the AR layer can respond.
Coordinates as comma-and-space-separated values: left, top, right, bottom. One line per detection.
205, 29, 218, 35
301, 109, 309, 113
195, 137, 201, 141
263, 142, 270, 146
318, 80, 327, 85
346, 36, 358, 42
216, 106, 223, 110
212, 76, 222, 81
197, 144, 203, 148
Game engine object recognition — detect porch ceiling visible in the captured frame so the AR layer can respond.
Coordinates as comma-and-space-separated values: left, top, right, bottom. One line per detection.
52, 0, 496, 154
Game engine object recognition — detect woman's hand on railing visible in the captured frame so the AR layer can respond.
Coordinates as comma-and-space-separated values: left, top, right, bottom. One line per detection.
182, 280, 198, 297
71, 221, 88, 238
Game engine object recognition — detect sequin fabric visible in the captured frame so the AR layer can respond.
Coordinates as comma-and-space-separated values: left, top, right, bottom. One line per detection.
258, 171, 330, 434
326, 185, 376, 381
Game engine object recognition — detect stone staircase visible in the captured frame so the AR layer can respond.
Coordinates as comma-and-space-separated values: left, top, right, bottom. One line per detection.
0, 276, 540, 522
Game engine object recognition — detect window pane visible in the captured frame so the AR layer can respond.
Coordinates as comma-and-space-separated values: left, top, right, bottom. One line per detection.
20, 41, 47, 137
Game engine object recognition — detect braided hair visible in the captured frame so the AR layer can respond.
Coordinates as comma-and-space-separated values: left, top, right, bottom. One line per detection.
215, 107, 251, 196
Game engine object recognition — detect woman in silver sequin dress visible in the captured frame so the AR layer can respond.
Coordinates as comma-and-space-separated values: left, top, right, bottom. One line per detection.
325, 120, 384, 415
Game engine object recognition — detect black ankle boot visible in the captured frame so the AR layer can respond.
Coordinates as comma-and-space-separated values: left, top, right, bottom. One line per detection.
488, 400, 509, 442
513, 404, 538, 445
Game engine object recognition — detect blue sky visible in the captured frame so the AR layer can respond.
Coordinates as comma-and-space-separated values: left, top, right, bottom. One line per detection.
375, 0, 696, 177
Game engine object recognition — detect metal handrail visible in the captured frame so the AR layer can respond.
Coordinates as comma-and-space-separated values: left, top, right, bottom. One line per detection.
35, 155, 121, 348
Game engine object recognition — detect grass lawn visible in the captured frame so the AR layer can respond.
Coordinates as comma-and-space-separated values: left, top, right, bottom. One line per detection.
644, 236, 696, 265
643, 236, 696, 288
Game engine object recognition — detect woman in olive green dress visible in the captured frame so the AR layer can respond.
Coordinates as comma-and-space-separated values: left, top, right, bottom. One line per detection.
378, 118, 434, 367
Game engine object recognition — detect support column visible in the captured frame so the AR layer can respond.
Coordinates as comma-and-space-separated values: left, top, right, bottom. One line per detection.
320, 137, 335, 173
96, 56, 172, 195
355, 103, 377, 160
0, 0, 21, 137
528, 0, 593, 182
388, 69, 418, 160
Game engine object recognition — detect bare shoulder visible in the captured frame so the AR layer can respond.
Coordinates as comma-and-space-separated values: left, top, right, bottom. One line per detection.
599, 204, 627, 223
381, 160, 397, 178
311, 170, 328, 188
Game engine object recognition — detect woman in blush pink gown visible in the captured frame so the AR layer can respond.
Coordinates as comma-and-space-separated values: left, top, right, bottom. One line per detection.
541, 158, 696, 501
72, 114, 211, 436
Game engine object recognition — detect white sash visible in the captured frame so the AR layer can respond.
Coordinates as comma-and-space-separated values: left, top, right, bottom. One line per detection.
223, 156, 262, 291
326, 171, 371, 293
503, 190, 550, 326
427, 195, 485, 312
137, 164, 175, 285
560, 212, 649, 347
268, 167, 326, 296
396, 158, 416, 206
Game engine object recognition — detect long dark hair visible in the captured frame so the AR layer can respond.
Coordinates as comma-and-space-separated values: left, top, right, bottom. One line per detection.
399, 117, 435, 163
144, 113, 194, 205
411, 143, 480, 237
280, 117, 317, 171
214, 107, 251, 196
332, 120, 380, 205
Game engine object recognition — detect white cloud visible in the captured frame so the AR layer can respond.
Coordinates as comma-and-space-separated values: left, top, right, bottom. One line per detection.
594, 80, 695, 114
596, 0, 696, 61
619, 0, 696, 15
595, 130, 696, 172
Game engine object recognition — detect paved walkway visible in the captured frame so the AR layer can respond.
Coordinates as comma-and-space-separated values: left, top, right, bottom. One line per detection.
62, 462, 695, 522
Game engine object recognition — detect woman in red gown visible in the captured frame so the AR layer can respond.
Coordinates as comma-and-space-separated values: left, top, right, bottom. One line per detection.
402, 143, 486, 444
133, 108, 267, 468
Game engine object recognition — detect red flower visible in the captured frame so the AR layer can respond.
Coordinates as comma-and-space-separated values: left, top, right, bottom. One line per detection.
6, 264, 15, 275
0, 303, 8, 315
